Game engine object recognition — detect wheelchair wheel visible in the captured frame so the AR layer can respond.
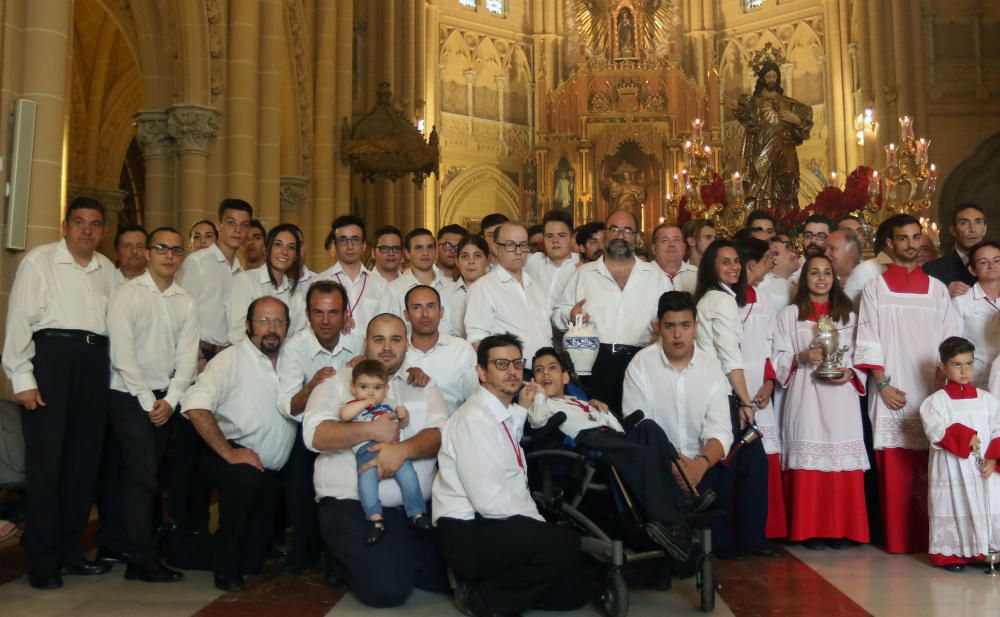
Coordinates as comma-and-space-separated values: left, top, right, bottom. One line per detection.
601, 568, 628, 617
697, 554, 716, 612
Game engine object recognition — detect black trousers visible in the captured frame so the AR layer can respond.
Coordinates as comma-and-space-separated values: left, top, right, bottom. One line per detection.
105, 390, 171, 563
200, 446, 281, 578
167, 415, 212, 533
96, 419, 128, 554
283, 424, 320, 570
20, 333, 110, 572
574, 422, 683, 525
581, 346, 640, 414
318, 497, 449, 608
437, 515, 594, 615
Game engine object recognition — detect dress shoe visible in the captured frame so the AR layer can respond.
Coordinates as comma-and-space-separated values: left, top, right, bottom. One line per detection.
943, 564, 965, 572
750, 544, 785, 558
454, 580, 522, 617
214, 574, 245, 592
714, 548, 750, 561
410, 514, 432, 531
96, 548, 131, 564
28, 570, 63, 590
366, 520, 385, 545
826, 538, 857, 550
645, 521, 693, 561
61, 560, 112, 576
802, 538, 827, 551
124, 560, 184, 583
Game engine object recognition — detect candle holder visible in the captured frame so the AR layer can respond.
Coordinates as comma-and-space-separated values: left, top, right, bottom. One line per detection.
679, 118, 723, 223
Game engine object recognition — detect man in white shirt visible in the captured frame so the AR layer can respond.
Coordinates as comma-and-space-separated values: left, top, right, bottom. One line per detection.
651, 222, 698, 293
554, 210, 672, 411
760, 237, 796, 311
384, 228, 455, 334
303, 313, 450, 608
682, 218, 717, 268
113, 224, 148, 286
404, 285, 478, 413
277, 280, 357, 574
844, 218, 896, 309
465, 222, 553, 362
825, 230, 862, 282
436, 224, 467, 282
240, 219, 266, 270
789, 214, 834, 284
181, 296, 297, 591
574, 222, 605, 263
434, 334, 594, 616
319, 215, 386, 338
2, 197, 117, 589
525, 210, 580, 307
371, 225, 404, 285
106, 227, 198, 583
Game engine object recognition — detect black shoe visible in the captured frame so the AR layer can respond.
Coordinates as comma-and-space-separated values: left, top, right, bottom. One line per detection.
454, 579, 520, 617
802, 538, 827, 551
714, 548, 750, 561
943, 564, 965, 572
125, 560, 184, 583
28, 570, 63, 590
214, 574, 244, 592
410, 514, 432, 531
750, 544, 785, 558
323, 568, 344, 589
826, 538, 854, 550
61, 560, 112, 576
96, 548, 130, 564
453, 579, 475, 617
679, 489, 716, 515
366, 519, 385, 545
645, 521, 693, 561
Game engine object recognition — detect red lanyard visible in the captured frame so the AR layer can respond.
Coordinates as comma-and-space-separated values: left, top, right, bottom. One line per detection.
501, 421, 525, 471
564, 398, 595, 420
741, 301, 755, 325
334, 271, 368, 317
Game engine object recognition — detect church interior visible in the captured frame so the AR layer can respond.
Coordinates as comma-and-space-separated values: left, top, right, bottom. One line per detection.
0, 0, 999, 615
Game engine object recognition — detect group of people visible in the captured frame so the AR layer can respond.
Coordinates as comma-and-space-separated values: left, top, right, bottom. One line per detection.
2, 194, 998, 616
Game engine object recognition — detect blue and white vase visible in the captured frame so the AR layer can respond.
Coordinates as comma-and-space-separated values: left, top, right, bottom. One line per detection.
564, 315, 600, 376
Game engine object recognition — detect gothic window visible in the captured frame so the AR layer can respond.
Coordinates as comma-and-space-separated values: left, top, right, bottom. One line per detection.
458, 0, 506, 15
743, 0, 765, 9
459, 0, 476, 8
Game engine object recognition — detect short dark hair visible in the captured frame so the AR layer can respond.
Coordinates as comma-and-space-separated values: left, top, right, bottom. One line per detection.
939, 336, 976, 363
480, 213, 510, 232
651, 222, 683, 243
352, 359, 388, 384
66, 196, 105, 221
324, 229, 337, 251
835, 214, 862, 227
873, 217, 896, 254
305, 280, 349, 313
248, 219, 266, 237
803, 214, 834, 231
404, 227, 435, 250
437, 224, 468, 240
543, 209, 574, 231
746, 210, 778, 230
457, 234, 489, 255
476, 333, 524, 368
531, 346, 568, 371
953, 203, 986, 226
887, 213, 921, 238
332, 215, 366, 239
657, 291, 697, 320
735, 236, 770, 264
373, 225, 403, 246
682, 218, 715, 241
218, 198, 253, 220
245, 295, 290, 332
575, 221, 604, 246
404, 284, 441, 308
528, 224, 543, 238
147, 226, 182, 247
114, 224, 147, 250
969, 240, 1000, 264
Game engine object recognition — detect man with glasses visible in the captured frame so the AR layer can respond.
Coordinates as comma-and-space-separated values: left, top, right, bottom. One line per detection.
555, 210, 673, 411
466, 222, 553, 362
304, 314, 450, 607
371, 226, 404, 285
435, 224, 468, 282
3, 197, 117, 589
651, 222, 697, 293
433, 334, 594, 617
789, 214, 834, 285
105, 227, 198, 583
526, 210, 579, 307
384, 228, 457, 336
319, 216, 387, 341
181, 296, 297, 591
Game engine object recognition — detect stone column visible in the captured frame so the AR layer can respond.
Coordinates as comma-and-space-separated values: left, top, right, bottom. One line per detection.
464, 69, 476, 134
168, 104, 220, 235
333, 0, 353, 219
226, 0, 260, 203
423, 0, 441, 231
133, 110, 175, 229
257, 0, 282, 228
312, 0, 337, 266
496, 75, 507, 136
378, 1, 397, 228
67, 185, 127, 256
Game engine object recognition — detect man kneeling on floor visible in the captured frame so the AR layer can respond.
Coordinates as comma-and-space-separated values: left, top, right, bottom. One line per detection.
433, 333, 597, 617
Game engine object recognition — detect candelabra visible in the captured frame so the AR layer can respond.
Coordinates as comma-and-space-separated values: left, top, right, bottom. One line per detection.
679, 118, 719, 220
863, 115, 937, 234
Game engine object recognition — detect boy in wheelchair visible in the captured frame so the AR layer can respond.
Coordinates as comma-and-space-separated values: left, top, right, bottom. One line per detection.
522, 347, 714, 563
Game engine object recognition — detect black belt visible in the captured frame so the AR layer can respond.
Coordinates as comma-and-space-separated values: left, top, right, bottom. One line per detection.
599, 343, 642, 356
34, 328, 108, 346
153, 389, 168, 400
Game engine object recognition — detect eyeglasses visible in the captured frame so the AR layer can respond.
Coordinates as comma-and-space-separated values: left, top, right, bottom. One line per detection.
252, 317, 288, 327
605, 225, 637, 237
802, 232, 828, 241
149, 243, 185, 256
439, 242, 459, 253
335, 236, 364, 246
376, 245, 403, 255
499, 241, 531, 253
488, 358, 526, 371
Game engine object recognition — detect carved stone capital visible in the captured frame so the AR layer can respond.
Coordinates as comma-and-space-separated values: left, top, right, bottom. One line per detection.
279, 176, 309, 211
133, 110, 173, 160
67, 184, 127, 214
167, 104, 220, 155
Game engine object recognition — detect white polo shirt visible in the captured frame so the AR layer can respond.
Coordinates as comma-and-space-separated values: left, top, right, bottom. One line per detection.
276, 328, 359, 420
178, 243, 242, 346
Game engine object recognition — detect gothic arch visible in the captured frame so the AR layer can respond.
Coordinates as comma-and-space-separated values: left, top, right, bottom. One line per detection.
440, 165, 521, 227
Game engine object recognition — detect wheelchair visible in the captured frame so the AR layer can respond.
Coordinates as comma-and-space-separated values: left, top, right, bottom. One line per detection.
520, 410, 719, 616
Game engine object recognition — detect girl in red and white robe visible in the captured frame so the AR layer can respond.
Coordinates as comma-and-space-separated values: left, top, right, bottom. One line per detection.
773, 255, 870, 548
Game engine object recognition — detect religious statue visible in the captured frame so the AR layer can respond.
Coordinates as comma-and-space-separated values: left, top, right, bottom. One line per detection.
552, 160, 575, 212
617, 9, 635, 57
604, 162, 647, 214
726, 44, 814, 208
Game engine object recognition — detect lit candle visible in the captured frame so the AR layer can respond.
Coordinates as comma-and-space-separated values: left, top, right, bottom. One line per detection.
927, 164, 937, 193
868, 170, 880, 200
916, 138, 930, 165
899, 115, 914, 142
856, 130, 865, 146
732, 171, 744, 200
703, 145, 712, 155
886, 143, 897, 167
829, 171, 838, 186
693, 118, 703, 141
928, 163, 936, 178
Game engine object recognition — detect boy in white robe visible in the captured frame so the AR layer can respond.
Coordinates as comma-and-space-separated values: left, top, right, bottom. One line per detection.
919, 336, 1000, 571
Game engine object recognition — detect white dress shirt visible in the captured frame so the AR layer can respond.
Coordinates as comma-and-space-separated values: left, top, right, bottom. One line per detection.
622, 345, 734, 458
525, 251, 580, 306
695, 286, 744, 375
553, 257, 673, 346
370, 268, 399, 288
303, 368, 449, 505
178, 244, 242, 346
843, 258, 884, 309
180, 338, 296, 470
276, 328, 359, 420
226, 265, 307, 344
382, 267, 457, 337
464, 266, 553, 360
760, 272, 795, 312
407, 334, 479, 413
953, 283, 1000, 388
432, 386, 542, 523
109, 272, 200, 411
443, 278, 472, 338
528, 392, 624, 437
2, 240, 117, 393
663, 262, 699, 295
316, 262, 387, 338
